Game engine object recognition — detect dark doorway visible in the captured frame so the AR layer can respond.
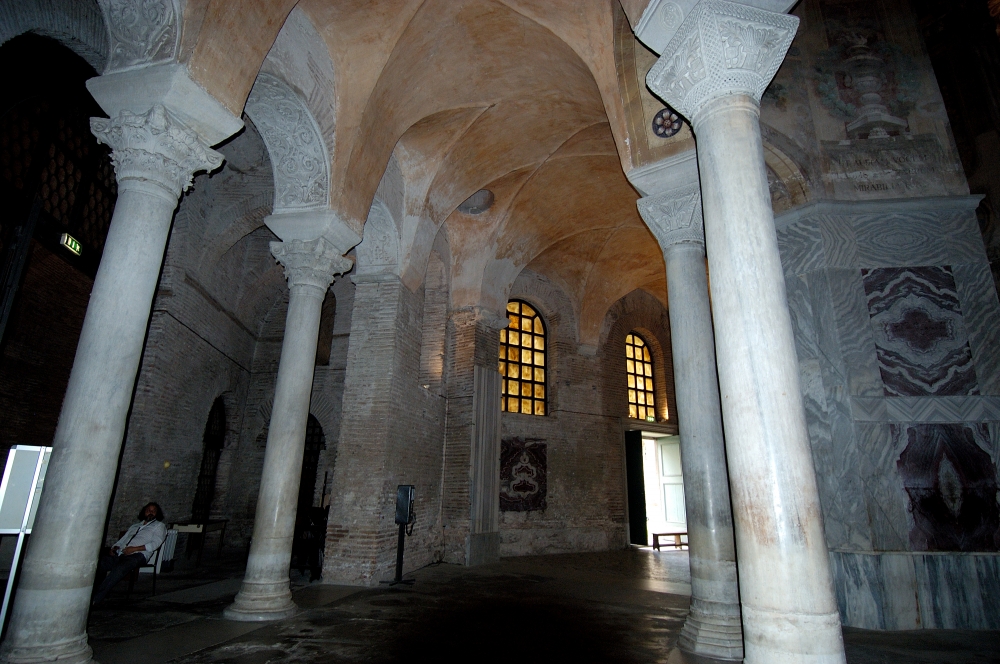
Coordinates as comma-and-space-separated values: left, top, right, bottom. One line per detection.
191, 398, 227, 521
624, 430, 648, 546
0, 34, 117, 455
292, 415, 327, 579
187, 398, 226, 555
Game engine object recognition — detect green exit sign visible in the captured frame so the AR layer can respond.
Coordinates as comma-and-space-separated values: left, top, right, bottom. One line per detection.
60, 233, 82, 256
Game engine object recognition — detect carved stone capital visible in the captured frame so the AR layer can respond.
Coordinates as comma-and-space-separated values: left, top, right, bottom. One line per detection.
270, 237, 353, 294
99, 0, 181, 74
647, 0, 798, 122
91, 104, 223, 198
637, 183, 705, 250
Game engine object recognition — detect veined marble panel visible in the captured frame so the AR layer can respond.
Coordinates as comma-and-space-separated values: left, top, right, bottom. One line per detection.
862, 267, 979, 397
953, 262, 1000, 395
850, 396, 1000, 422
777, 220, 824, 277
818, 215, 860, 269
854, 211, 985, 268
785, 273, 819, 362
828, 268, 883, 397
830, 551, 1000, 630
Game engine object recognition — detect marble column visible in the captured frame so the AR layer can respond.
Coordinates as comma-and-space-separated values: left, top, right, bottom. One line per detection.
638, 184, 742, 662
646, 2, 846, 662
225, 237, 351, 621
0, 105, 224, 664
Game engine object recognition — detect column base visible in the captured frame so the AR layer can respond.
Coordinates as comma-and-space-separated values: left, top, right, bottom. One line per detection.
223, 581, 298, 622
0, 633, 93, 664
679, 599, 744, 662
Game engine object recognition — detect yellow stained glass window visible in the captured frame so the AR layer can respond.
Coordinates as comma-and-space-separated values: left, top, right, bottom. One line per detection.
626, 333, 657, 421
500, 300, 546, 415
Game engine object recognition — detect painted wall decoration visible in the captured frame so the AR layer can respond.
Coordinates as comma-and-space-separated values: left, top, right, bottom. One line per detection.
862, 266, 979, 397
500, 437, 547, 512
895, 423, 999, 552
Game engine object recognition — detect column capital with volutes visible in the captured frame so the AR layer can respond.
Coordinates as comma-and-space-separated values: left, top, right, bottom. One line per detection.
270, 237, 353, 295
646, 0, 798, 123
90, 104, 223, 199
637, 183, 705, 251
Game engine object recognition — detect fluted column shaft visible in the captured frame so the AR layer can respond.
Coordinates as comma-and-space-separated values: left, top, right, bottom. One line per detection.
226, 237, 350, 621
647, 2, 846, 662
0, 106, 224, 664
639, 188, 742, 661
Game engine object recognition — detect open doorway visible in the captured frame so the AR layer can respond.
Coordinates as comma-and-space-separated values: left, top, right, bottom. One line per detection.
641, 433, 687, 548
624, 429, 688, 548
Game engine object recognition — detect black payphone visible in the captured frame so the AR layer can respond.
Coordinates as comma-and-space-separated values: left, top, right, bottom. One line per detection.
387, 485, 415, 585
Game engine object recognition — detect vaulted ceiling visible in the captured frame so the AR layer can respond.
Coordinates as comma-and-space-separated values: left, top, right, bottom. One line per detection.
181, 0, 668, 343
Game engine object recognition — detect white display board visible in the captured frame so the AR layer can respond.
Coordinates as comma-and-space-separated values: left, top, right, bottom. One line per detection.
0, 445, 51, 633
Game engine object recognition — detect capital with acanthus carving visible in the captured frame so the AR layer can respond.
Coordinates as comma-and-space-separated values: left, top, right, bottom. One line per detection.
91, 104, 223, 198
270, 237, 354, 294
646, 0, 798, 122
637, 183, 705, 251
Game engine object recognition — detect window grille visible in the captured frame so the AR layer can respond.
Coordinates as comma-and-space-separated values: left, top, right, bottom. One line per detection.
626, 333, 656, 421
499, 300, 546, 416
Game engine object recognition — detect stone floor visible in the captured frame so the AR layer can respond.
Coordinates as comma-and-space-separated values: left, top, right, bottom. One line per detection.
84, 549, 1000, 664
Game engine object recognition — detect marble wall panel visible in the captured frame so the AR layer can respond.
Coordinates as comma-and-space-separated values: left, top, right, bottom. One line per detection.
855, 422, 911, 551
914, 554, 988, 629
829, 551, 884, 629
827, 268, 883, 397
852, 396, 1000, 422
953, 262, 1000, 395
808, 270, 874, 549
830, 551, 1000, 630
853, 211, 986, 268
785, 273, 819, 363
777, 220, 825, 277
818, 215, 859, 268
896, 423, 999, 552
862, 267, 979, 397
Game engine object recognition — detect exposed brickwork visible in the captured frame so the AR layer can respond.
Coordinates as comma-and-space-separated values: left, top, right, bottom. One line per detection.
0, 241, 91, 454
497, 272, 675, 555
323, 276, 447, 585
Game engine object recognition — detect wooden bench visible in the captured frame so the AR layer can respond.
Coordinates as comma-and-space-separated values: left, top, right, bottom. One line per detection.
652, 532, 687, 550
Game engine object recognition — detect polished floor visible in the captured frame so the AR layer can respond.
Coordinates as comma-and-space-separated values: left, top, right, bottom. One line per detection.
85, 548, 1000, 664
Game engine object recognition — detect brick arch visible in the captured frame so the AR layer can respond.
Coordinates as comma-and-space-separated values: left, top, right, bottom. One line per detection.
0, 0, 108, 70
599, 289, 675, 423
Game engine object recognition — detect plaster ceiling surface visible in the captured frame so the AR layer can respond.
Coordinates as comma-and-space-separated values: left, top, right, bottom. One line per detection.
182, 0, 667, 331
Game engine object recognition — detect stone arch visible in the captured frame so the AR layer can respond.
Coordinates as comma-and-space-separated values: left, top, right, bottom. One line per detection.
0, 0, 108, 70
355, 197, 401, 277
97, 0, 180, 74
600, 289, 675, 424
761, 123, 814, 214
245, 72, 331, 214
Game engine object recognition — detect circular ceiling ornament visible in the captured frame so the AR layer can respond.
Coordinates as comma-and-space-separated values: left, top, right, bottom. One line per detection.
458, 189, 495, 215
652, 107, 683, 139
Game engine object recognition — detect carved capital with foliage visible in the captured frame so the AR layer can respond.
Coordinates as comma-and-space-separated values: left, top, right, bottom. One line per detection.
270, 237, 353, 294
90, 104, 223, 198
637, 183, 704, 250
646, 0, 798, 122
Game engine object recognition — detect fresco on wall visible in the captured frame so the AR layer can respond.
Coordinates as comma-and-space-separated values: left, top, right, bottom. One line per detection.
500, 437, 547, 512
896, 423, 999, 551
862, 266, 979, 397
813, 0, 964, 198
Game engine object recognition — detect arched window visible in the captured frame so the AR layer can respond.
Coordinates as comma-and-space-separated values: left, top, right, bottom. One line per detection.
499, 300, 546, 416
626, 333, 656, 421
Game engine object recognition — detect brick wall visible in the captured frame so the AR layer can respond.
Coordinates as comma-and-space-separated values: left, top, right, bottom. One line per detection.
498, 272, 675, 556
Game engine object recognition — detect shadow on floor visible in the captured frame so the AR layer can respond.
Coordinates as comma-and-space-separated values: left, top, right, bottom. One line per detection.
85, 549, 1000, 664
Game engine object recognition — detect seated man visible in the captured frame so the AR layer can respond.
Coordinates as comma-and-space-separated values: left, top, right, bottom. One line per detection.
92, 502, 167, 605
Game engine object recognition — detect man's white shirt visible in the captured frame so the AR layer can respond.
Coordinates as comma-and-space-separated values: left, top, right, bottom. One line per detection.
113, 520, 167, 562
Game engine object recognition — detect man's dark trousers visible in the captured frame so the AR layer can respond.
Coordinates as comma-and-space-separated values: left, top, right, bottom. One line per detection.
92, 552, 146, 604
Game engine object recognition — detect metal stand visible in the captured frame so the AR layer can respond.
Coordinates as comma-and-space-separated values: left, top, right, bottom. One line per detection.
382, 523, 414, 586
